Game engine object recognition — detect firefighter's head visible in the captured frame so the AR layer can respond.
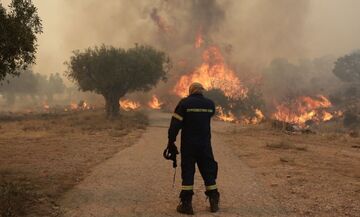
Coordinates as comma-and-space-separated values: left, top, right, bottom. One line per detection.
189, 82, 205, 95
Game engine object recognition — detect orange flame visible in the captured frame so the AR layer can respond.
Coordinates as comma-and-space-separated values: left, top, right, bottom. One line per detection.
217, 107, 265, 124
174, 46, 248, 99
43, 102, 50, 110
148, 95, 163, 110
67, 101, 92, 111
216, 106, 236, 122
119, 99, 140, 111
272, 95, 335, 126
69, 102, 78, 110
79, 101, 91, 110
250, 109, 265, 124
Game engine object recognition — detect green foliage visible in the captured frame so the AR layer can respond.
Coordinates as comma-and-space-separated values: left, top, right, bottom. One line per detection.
0, 0, 42, 81
65, 44, 170, 117
333, 51, 360, 83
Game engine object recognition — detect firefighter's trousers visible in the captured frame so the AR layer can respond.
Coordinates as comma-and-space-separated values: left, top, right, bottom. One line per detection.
180, 143, 218, 191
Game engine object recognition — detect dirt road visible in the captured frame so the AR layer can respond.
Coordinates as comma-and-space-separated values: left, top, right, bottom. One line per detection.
60, 112, 288, 217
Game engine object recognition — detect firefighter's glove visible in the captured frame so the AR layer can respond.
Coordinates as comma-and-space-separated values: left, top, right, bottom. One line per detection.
163, 142, 179, 168
168, 142, 179, 155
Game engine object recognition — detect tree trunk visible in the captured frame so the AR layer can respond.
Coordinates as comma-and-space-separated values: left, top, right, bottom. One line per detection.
104, 93, 121, 119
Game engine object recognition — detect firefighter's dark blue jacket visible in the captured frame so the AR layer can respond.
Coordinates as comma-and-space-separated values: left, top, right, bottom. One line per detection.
168, 93, 215, 145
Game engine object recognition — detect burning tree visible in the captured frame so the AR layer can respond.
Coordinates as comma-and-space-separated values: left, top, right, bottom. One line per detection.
0, 0, 42, 80
65, 44, 170, 118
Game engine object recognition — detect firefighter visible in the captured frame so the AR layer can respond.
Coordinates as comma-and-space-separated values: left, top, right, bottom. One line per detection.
167, 82, 220, 215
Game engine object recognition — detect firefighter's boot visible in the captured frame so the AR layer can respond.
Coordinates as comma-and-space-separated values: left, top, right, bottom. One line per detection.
205, 189, 220, 213
177, 190, 194, 215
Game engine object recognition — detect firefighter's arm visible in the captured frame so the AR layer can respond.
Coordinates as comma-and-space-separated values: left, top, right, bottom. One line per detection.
168, 100, 185, 144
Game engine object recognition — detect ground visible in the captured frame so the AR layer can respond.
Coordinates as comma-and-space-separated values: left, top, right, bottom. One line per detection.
0, 111, 359, 217
0, 110, 147, 217
59, 112, 287, 217
226, 123, 360, 217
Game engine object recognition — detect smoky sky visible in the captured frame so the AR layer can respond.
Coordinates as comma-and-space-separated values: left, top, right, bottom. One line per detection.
7, 0, 360, 75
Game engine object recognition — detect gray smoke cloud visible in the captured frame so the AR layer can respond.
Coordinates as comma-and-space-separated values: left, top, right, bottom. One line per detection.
28, 0, 312, 75
2, 0, 360, 115
3, 0, 356, 106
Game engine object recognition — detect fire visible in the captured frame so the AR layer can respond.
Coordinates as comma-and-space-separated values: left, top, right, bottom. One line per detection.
322, 111, 333, 121
66, 100, 92, 111
251, 109, 265, 124
216, 106, 236, 122
195, 27, 204, 48
216, 107, 265, 124
272, 95, 335, 126
119, 99, 140, 111
174, 46, 248, 99
43, 102, 50, 110
69, 102, 78, 110
79, 100, 91, 110
148, 95, 163, 110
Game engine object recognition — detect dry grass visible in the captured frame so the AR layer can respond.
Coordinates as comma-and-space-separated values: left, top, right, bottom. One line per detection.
0, 179, 36, 217
0, 110, 148, 217
227, 123, 360, 217
266, 140, 308, 151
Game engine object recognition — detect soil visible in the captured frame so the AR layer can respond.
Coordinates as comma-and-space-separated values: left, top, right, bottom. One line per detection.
59, 112, 288, 217
1, 111, 358, 217
226, 123, 360, 217
0, 110, 147, 217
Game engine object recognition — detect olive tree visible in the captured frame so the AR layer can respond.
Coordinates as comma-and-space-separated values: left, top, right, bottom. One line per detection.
45, 73, 65, 102
0, 0, 42, 80
65, 44, 170, 118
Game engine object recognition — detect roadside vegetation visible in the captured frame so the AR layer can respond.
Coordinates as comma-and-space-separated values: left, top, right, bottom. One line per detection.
0, 110, 148, 216
227, 123, 360, 217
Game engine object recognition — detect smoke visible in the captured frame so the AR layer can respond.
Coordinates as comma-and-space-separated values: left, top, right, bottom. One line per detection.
220, 0, 310, 71
4, 0, 360, 111
28, 0, 312, 75
261, 56, 340, 111
24, 0, 360, 77
23, 0, 312, 107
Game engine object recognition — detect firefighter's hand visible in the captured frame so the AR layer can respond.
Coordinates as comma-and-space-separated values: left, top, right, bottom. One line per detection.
167, 142, 179, 155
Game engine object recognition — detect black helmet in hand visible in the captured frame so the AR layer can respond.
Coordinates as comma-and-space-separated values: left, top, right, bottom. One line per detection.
163, 142, 179, 168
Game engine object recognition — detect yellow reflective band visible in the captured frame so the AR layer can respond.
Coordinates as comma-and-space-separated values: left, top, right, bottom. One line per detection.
206, 185, 217, 190
173, 113, 183, 121
186, 108, 214, 113
182, 185, 193, 190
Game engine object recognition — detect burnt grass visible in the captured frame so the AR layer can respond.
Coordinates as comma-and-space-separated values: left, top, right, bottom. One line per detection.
0, 110, 148, 217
